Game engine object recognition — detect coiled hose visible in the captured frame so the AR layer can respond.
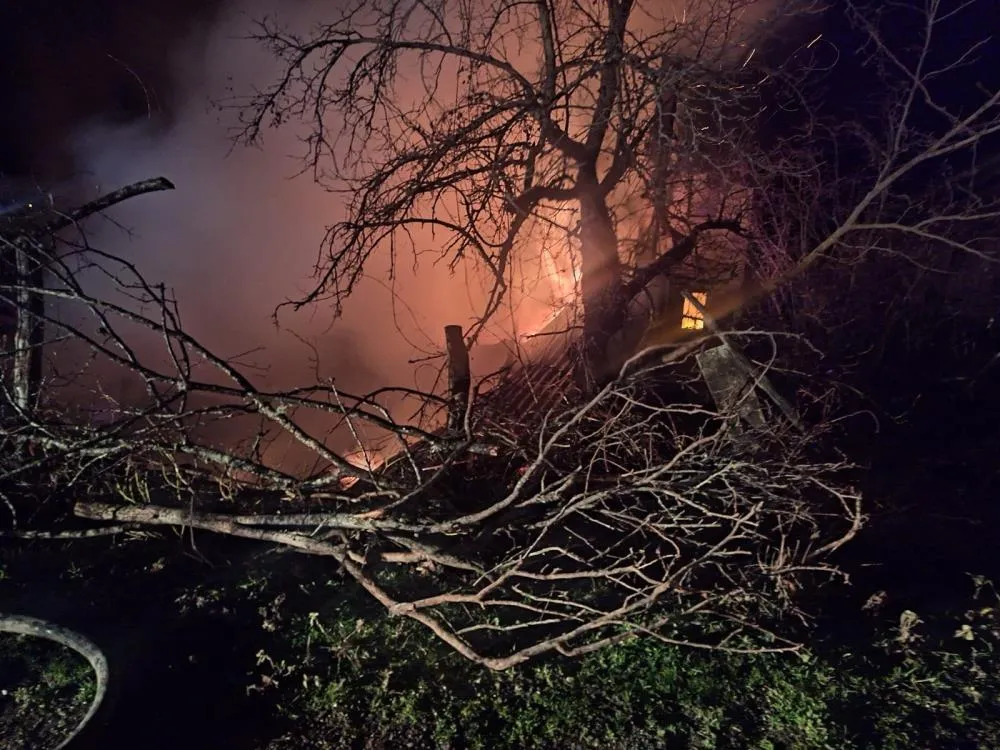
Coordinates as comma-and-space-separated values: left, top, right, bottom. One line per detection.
0, 614, 108, 749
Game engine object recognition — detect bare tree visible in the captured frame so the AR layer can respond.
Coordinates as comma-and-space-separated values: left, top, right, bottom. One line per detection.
233, 0, 999, 380
740, 0, 1000, 311
232, 0, 808, 384
1, 179, 175, 422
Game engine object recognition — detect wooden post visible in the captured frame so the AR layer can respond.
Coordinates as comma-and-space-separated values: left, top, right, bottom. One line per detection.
445, 324, 470, 431
0, 236, 14, 420
11, 234, 45, 416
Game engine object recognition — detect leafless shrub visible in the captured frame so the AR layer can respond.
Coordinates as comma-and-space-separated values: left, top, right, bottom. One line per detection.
2, 199, 859, 668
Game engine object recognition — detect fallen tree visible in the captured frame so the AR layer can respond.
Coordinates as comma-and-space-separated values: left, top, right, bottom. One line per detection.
1, 186, 860, 668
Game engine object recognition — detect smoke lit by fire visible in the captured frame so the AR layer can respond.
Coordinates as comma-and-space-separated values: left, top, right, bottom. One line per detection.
339, 448, 389, 490
61, 0, 783, 475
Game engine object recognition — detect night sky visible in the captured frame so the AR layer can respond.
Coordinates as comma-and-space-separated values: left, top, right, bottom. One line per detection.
3, 0, 997, 181
0, 0, 225, 179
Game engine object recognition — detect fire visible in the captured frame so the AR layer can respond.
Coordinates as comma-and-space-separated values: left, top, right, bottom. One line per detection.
338, 447, 387, 490
337, 241, 580, 491
681, 291, 708, 330
541, 244, 580, 305
526, 244, 581, 336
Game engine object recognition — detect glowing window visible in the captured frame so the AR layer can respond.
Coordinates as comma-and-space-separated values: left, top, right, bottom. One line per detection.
681, 292, 708, 330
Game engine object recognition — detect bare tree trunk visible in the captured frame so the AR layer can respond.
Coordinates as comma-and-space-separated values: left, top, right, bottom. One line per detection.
577, 170, 625, 388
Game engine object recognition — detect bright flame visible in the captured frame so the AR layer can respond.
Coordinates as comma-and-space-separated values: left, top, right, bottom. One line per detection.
526, 244, 581, 336
338, 448, 387, 490
681, 291, 708, 330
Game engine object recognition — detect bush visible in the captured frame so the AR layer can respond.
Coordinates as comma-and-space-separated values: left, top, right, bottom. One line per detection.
252, 575, 1000, 749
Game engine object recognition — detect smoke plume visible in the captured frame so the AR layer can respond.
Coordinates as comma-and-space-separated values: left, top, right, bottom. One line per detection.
66, 0, 792, 464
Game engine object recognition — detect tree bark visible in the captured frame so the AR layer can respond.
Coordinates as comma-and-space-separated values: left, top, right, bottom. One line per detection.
577, 169, 625, 388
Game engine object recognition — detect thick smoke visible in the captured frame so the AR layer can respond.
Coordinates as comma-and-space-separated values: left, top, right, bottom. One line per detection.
73, 1, 554, 406
67, 0, 789, 464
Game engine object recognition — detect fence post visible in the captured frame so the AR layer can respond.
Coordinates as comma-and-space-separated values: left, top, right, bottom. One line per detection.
445, 324, 470, 432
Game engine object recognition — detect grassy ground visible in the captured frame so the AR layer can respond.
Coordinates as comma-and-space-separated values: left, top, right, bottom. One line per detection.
2, 535, 997, 750
249, 572, 1000, 750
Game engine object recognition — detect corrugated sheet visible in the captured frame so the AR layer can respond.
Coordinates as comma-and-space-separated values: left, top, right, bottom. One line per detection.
476, 306, 583, 421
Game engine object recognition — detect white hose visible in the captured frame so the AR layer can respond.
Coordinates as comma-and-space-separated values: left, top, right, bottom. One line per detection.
0, 614, 109, 750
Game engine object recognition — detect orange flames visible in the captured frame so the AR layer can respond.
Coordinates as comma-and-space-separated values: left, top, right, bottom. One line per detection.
338, 447, 388, 490
532, 244, 581, 334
